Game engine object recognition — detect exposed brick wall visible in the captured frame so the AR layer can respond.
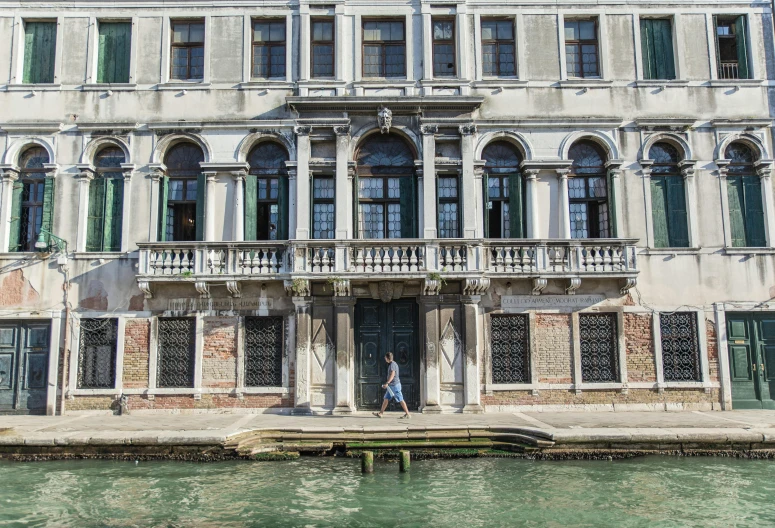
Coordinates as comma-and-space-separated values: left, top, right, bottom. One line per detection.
202, 317, 238, 389
535, 314, 572, 383
706, 317, 719, 382
126, 394, 291, 410
482, 388, 720, 407
66, 396, 115, 411
122, 319, 150, 389
624, 313, 656, 382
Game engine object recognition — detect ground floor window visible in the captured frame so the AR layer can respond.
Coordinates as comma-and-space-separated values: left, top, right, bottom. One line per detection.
245, 316, 283, 387
660, 312, 701, 382
579, 313, 619, 382
77, 318, 118, 389
157, 318, 195, 388
490, 315, 530, 383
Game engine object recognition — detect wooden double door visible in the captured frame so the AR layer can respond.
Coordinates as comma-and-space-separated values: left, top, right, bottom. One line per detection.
0, 322, 50, 414
355, 300, 420, 410
727, 313, 775, 409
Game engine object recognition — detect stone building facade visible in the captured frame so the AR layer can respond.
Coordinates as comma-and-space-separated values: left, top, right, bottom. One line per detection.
0, 0, 773, 415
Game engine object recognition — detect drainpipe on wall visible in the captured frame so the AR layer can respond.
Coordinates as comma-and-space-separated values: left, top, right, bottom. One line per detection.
57, 257, 71, 416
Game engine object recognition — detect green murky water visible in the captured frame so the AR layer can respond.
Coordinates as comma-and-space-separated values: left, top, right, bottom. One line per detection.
1, 456, 774, 527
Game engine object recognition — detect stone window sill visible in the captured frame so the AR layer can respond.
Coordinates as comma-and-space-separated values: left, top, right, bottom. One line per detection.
633, 79, 689, 88
69, 389, 120, 397
644, 247, 701, 256
240, 80, 294, 90
72, 252, 136, 260
6, 83, 61, 92
707, 79, 763, 87
472, 79, 528, 89
80, 83, 137, 92
724, 247, 775, 255
156, 82, 211, 90
556, 79, 613, 89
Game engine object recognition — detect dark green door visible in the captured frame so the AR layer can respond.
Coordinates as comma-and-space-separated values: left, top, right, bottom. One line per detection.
0, 322, 50, 414
355, 299, 420, 410
727, 313, 775, 410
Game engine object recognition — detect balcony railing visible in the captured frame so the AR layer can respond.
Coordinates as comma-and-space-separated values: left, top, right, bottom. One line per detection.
719, 61, 740, 80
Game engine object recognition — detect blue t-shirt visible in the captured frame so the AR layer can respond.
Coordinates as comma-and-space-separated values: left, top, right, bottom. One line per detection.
388, 361, 400, 387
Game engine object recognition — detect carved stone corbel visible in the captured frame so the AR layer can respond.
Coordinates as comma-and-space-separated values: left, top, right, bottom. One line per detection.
137, 280, 153, 299
531, 278, 548, 296
620, 277, 637, 296
194, 281, 210, 299
458, 124, 477, 136
333, 125, 351, 136
294, 125, 312, 136
420, 125, 438, 136
331, 279, 351, 297
226, 280, 241, 298
463, 277, 490, 296
423, 279, 442, 296
284, 278, 310, 297
565, 277, 581, 295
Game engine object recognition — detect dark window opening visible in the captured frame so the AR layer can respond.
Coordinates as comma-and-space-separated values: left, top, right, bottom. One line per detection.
170, 21, 204, 80
253, 19, 286, 78
311, 19, 334, 78
569, 141, 609, 238
482, 141, 524, 239
481, 19, 515, 77
432, 19, 456, 77
565, 19, 599, 78
246, 142, 289, 241
715, 16, 749, 79
162, 142, 204, 242
362, 20, 406, 77
15, 147, 50, 252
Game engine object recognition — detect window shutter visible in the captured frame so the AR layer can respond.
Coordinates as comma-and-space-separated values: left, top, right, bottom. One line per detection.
666, 175, 689, 247
41, 177, 55, 247
735, 16, 750, 80
277, 175, 289, 240
103, 177, 124, 251
353, 174, 360, 239
22, 25, 36, 84
640, 19, 655, 80
508, 172, 524, 238
713, 16, 721, 77
96, 29, 108, 83
399, 176, 416, 238
8, 181, 23, 252
195, 172, 206, 241
650, 176, 669, 248
607, 170, 618, 238
244, 175, 257, 241
743, 176, 766, 247
727, 176, 747, 247
654, 19, 676, 80
86, 178, 106, 252
25, 22, 56, 84
98, 22, 131, 84
482, 172, 490, 238
158, 175, 169, 241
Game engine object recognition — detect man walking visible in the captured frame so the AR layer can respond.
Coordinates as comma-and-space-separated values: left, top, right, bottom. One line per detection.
373, 352, 410, 419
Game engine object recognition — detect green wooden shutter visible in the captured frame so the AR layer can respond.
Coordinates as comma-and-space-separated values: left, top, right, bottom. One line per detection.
23, 22, 56, 84
641, 19, 675, 80
743, 176, 766, 247
666, 176, 689, 247
158, 176, 169, 241
508, 172, 524, 238
41, 177, 55, 248
98, 22, 131, 84
399, 176, 416, 238
640, 19, 656, 80
735, 16, 750, 80
195, 173, 206, 241
103, 178, 124, 251
727, 176, 747, 247
607, 171, 618, 238
353, 174, 360, 238
651, 176, 669, 248
482, 172, 490, 238
96, 29, 108, 83
277, 175, 289, 240
244, 175, 257, 241
8, 181, 23, 252
713, 16, 721, 78
86, 178, 106, 251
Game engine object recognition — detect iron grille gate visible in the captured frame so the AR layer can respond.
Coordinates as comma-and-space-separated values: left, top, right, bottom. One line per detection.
157, 318, 195, 388
77, 318, 118, 388
490, 315, 530, 383
660, 312, 701, 382
579, 313, 619, 383
245, 317, 283, 387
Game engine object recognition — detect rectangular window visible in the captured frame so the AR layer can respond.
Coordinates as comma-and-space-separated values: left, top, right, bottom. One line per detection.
97, 22, 131, 84
312, 176, 335, 239
157, 318, 195, 388
569, 177, 609, 238
715, 16, 750, 80
564, 19, 599, 78
437, 175, 459, 238
481, 19, 515, 77
311, 19, 334, 78
252, 19, 286, 79
77, 319, 118, 389
165, 178, 198, 241
640, 18, 676, 80
490, 315, 530, 383
245, 317, 283, 387
23, 21, 57, 84
579, 313, 619, 383
362, 20, 406, 77
660, 312, 701, 382
170, 20, 204, 80
432, 19, 455, 77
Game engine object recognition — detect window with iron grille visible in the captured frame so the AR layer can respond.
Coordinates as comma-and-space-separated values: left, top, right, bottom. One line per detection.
170, 21, 204, 81
481, 19, 515, 77
245, 317, 283, 387
313, 176, 335, 239
579, 313, 619, 383
437, 175, 460, 238
77, 318, 118, 389
311, 19, 335, 78
432, 19, 455, 77
490, 315, 530, 383
660, 312, 702, 382
564, 19, 599, 78
252, 20, 286, 79
157, 318, 195, 388
362, 20, 406, 77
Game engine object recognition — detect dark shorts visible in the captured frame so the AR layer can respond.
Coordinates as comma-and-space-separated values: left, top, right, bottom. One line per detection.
384, 383, 404, 403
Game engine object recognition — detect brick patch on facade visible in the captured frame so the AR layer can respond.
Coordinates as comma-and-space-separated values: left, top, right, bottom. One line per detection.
706, 317, 720, 382
122, 319, 150, 388
535, 314, 572, 383
482, 388, 721, 407
126, 394, 292, 410
624, 312, 657, 382
203, 317, 238, 389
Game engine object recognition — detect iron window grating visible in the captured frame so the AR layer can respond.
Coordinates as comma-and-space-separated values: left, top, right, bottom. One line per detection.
245, 316, 284, 387
579, 313, 619, 383
660, 312, 702, 382
490, 314, 531, 384
157, 318, 196, 388
77, 318, 118, 389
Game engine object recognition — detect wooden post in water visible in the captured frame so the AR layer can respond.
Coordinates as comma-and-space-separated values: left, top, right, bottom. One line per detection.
361, 451, 374, 473
399, 450, 410, 472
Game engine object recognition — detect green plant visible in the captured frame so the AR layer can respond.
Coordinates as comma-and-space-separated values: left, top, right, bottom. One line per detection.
291, 277, 308, 294
427, 272, 447, 287
327, 276, 346, 285
180, 271, 194, 278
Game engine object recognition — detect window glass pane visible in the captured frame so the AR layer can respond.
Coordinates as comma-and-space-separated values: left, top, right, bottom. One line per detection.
581, 45, 598, 75
564, 21, 578, 40
185, 180, 198, 201
488, 177, 501, 198
269, 22, 285, 42
565, 44, 580, 76
172, 23, 189, 43
434, 43, 455, 76
270, 46, 286, 77
482, 44, 496, 76
313, 203, 335, 239
313, 178, 335, 199
169, 180, 184, 201
313, 44, 334, 76
390, 22, 404, 41
438, 177, 458, 198
568, 178, 586, 199
579, 21, 596, 40
387, 177, 401, 198
497, 21, 513, 40
588, 177, 607, 198
438, 202, 458, 238
499, 44, 515, 75
363, 22, 377, 41
385, 45, 405, 76
363, 45, 383, 76
376, 22, 391, 40
254, 23, 270, 42
313, 21, 333, 41
269, 179, 279, 200
359, 177, 384, 199
189, 23, 204, 43
481, 21, 496, 40
570, 203, 589, 238
253, 45, 269, 77
717, 24, 732, 36
387, 203, 401, 238
359, 203, 385, 238
502, 202, 510, 238
189, 47, 204, 78
433, 21, 453, 40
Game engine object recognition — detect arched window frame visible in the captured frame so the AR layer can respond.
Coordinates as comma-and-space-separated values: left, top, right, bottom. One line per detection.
9, 146, 54, 252
245, 142, 290, 241
159, 142, 205, 242
568, 141, 612, 239
647, 142, 690, 248
85, 146, 126, 252
481, 141, 525, 239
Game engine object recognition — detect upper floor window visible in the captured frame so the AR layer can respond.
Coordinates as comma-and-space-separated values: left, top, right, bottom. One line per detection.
160, 143, 204, 241
170, 20, 204, 81
649, 143, 689, 248
725, 142, 766, 247
253, 20, 286, 79
97, 21, 131, 84
311, 19, 334, 78
433, 19, 456, 77
362, 20, 406, 78
9, 147, 54, 252
481, 19, 515, 77
482, 141, 525, 239
246, 142, 290, 241
640, 18, 676, 80
437, 174, 460, 238
23, 21, 56, 84
715, 16, 750, 80
568, 141, 609, 239
312, 176, 335, 239
87, 147, 126, 252
564, 19, 599, 78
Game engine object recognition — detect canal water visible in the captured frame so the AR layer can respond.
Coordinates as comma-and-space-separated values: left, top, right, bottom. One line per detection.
1, 456, 774, 527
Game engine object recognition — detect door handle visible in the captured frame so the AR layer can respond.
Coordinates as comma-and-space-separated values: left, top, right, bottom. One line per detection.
753, 363, 757, 371
762, 364, 766, 377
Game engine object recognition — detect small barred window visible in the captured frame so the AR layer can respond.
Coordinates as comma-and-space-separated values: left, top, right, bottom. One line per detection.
490, 315, 530, 383
245, 317, 284, 387
78, 319, 118, 389
579, 313, 619, 383
660, 312, 702, 382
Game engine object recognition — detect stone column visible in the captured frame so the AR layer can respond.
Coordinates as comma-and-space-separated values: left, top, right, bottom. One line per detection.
419, 289, 442, 413
681, 163, 699, 247
639, 163, 655, 246
459, 125, 478, 238
334, 125, 351, 239
462, 278, 488, 413
333, 289, 356, 415
757, 163, 775, 246
421, 125, 438, 238
292, 295, 313, 415
76, 171, 94, 252
556, 168, 571, 239
295, 126, 312, 239
524, 168, 540, 238
231, 170, 246, 241
608, 166, 623, 237
120, 164, 134, 252
149, 168, 164, 242
204, 172, 217, 241
299, 11, 311, 81
0, 169, 19, 251
287, 165, 298, 239
716, 161, 732, 247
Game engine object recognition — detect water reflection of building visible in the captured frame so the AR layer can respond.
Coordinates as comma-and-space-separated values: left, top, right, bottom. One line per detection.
0, 0, 774, 415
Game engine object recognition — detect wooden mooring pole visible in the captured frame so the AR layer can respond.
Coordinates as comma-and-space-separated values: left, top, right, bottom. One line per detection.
399, 450, 410, 472
361, 451, 374, 473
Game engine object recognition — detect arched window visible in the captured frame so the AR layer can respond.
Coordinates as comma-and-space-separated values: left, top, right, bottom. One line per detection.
9, 146, 53, 252
725, 142, 765, 247
648, 142, 689, 248
246, 142, 290, 240
86, 146, 126, 252
160, 142, 204, 242
568, 141, 610, 239
482, 141, 524, 238
355, 134, 416, 238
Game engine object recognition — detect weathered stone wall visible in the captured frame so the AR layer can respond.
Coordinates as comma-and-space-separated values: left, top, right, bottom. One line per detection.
202, 317, 238, 389
482, 388, 721, 410
535, 314, 573, 384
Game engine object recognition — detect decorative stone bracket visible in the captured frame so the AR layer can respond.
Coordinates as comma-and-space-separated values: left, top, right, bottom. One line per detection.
284, 278, 310, 297
566, 277, 581, 295
463, 277, 490, 296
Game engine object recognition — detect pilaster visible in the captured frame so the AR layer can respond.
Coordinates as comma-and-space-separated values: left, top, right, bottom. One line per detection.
332, 293, 356, 415
76, 170, 95, 252
295, 126, 312, 239
681, 161, 699, 248
232, 170, 246, 241
204, 171, 217, 242
419, 295, 442, 412
292, 297, 313, 414
334, 125, 351, 239
756, 161, 775, 246
120, 164, 135, 252
462, 278, 488, 413
0, 168, 19, 252
556, 168, 571, 239
459, 124, 477, 239
421, 125, 438, 238
523, 169, 540, 238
